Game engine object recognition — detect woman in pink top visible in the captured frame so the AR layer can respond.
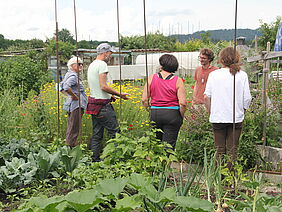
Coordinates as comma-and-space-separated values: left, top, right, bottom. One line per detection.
142, 54, 187, 149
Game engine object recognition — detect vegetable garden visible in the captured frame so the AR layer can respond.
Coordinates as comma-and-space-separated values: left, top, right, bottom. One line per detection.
0, 6, 281, 210
0, 51, 281, 211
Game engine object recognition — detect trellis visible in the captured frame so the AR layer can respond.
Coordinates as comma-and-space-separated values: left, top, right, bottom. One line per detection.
54, 0, 240, 147
247, 42, 282, 146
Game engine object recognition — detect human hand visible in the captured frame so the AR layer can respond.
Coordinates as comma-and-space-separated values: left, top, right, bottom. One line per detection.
72, 95, 79, 100
120, 93, 130, 100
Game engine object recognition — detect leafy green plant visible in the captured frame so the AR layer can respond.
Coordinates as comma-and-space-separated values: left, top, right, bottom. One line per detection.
60, 146, 86, 173
0, 157, 37, 193
0, 55, 50, 98
101, 127, 177, 175
18, 173, 214, 212
28, 148, 60, 180
177, 106, 215, 163
0, 138, 38, 165
221, 158, 249, 193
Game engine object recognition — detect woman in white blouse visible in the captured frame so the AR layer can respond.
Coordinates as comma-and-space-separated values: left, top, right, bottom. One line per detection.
204, 47, 252, 163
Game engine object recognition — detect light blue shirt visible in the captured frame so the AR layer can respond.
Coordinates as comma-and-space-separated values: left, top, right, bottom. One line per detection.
60, 70, 87, 112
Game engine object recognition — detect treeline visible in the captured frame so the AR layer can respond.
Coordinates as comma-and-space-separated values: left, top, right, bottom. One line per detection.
171, 29, 261, 43
0, 16, 281, 55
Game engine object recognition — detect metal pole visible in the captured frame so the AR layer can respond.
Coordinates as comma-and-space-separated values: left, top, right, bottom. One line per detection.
55, 0, 60, 137
116, 0, 122, 122
232, 0, 238, 158
262, 42, 271, 146
73, 0, 82, 144
143, 0, 149, 107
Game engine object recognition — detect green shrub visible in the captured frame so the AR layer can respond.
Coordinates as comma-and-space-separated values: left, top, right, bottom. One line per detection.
0, 55, 51, 98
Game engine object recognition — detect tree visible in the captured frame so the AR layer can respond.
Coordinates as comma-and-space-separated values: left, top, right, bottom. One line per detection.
200, 32, 211, 44
46, 39, 75, 63
0, 34, 12, 51
120, 32, 176, 51
55, 28, 75, 44
0, 55, 51, 97
258, 16, 282, 50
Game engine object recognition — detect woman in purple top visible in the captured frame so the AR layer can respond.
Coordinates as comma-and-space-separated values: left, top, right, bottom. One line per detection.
142, 54, 187, 149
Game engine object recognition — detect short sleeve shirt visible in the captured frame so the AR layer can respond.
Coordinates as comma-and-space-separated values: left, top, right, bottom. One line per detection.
87, 60, 111, 99
193, 65, 218, 104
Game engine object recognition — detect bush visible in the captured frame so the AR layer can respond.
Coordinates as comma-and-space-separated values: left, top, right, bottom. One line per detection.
0, 55, 51, 98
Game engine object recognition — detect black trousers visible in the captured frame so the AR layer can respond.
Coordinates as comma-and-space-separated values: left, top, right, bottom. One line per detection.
91, 104, 120, 161
150, 109, 183, 149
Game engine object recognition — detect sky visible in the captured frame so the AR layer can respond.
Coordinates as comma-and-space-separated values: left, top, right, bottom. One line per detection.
1, 0, 281, 42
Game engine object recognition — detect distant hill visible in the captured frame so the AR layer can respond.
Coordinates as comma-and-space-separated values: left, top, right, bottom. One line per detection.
170, 29, 261, 43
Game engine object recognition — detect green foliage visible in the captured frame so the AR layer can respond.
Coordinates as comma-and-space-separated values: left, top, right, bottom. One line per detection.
120, 32, 176, 51
0, 138, 39, 166
175, 39, 205, 51
45, 39, 75, 64
258, 16, 282, 50
70, 127, 177, 188
102, 127, 177, 174
19, 174, 214, 212
0, 140, 88, 194
177, 106, 215, 163
200, 32, 211, 44
221, 158, 249, 192
0, 157, 37, 193
0, 34, 45, 51
55, 28, 75, 44
175, 38, 229, 54
60, 146, 84, 173
0, 55, 50, 98
268, 79, 282, 114
0, 89, 23, 138
228, 191, 282, 212
28, 148, 61, 180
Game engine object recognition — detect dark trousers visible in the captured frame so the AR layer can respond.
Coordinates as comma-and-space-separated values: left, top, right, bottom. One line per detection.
90, 104, 120, 161
212, 122, 243, 161
150, 109, 183, 149
66, 108, 84, 147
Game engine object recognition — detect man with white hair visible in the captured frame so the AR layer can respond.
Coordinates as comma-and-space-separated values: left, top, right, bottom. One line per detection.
60, 56, 87, 147
87, 43, 129, 162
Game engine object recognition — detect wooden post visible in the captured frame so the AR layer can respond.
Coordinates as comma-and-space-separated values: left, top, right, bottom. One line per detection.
255, 35, 258, 52
262, 42, 271, 146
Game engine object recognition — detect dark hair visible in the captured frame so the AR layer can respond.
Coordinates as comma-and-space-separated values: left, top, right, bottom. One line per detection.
159, 54, 179, 73
200, 48, 215, 62
218, 47, 241, 75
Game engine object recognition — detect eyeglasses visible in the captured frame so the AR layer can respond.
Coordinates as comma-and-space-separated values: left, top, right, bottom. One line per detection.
198, 56, 208, 60
78, 63, 83, 66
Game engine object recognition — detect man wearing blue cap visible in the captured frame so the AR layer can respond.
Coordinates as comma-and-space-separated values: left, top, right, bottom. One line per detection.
87, 43, 129, 162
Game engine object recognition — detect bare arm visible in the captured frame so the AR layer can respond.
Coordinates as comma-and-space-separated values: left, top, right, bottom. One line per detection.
65, 88, 78, 100
177, 78, 187, 117
99, 73, 129, 99
141, 75, 153, 109
204, 95, 211, 114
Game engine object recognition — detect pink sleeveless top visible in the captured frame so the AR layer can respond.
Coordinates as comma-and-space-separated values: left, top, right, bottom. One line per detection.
150, 73, 179, 107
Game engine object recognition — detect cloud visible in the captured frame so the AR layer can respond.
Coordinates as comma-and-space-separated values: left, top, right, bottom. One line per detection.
150, 8, 193, 17
27, 27, 39, 32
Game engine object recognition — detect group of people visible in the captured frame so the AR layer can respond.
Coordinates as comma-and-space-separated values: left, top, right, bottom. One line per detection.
60, 43, 252, 163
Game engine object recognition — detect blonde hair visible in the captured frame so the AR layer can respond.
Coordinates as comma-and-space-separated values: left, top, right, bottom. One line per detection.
218, 47, 241, 75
